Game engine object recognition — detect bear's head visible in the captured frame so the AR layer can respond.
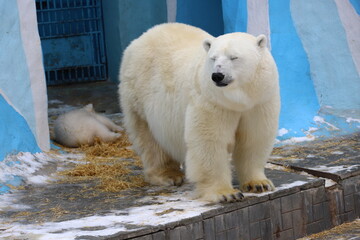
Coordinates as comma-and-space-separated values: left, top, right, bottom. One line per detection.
203, 33, 267, 88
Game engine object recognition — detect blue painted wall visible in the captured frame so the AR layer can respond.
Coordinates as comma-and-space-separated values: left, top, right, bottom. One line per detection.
350, 0, 360, 14
222, 0, 247, 33
0, 95, 40, 161
103, 0, 224, 83
269, 0, 320, 138
291, 0, 360, 110
0, 0, 43, 160
102, 0, 167, 82
176, 0, 224, 37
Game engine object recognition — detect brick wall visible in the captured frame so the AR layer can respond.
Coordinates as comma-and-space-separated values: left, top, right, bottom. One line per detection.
111, 176, 360, 240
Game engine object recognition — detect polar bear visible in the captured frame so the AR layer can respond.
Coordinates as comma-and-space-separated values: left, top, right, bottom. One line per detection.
119, 23, 280, 203
54, 104, 122, 147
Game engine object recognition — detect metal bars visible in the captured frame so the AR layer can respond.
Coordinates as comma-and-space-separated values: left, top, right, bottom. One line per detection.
36, 0, 107, 85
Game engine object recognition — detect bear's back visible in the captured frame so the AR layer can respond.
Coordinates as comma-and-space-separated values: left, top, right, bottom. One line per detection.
129, 23, 211, 55
120, 23, 212, 88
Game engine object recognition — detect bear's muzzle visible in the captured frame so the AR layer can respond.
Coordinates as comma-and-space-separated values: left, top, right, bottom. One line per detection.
212, 72, 231, 87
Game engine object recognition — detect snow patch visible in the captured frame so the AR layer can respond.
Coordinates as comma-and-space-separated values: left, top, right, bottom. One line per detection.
346, 117, 360, 123
331, 151, 344, 155
0, 151, 84, 193
309, 165, 359, 174
324, 179, 337, 188
280, 135, 316, 145
0, 191, 218, 239
278, 128, 289, 137
0, 152, 54, 187
305, 127, 318, 133
313, 116, 339, 130
278, 180, 308, 189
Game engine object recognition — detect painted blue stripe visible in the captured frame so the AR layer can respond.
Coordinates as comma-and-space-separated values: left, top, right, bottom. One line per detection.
350, 0, 360, 15
291, 0, 360, 110
119, 0, 167, 54
176, 0, 224, 36
269, 0, 320, 138
0, 184, 10, 194
222, 0, 247, 33
0, 94, 40, 161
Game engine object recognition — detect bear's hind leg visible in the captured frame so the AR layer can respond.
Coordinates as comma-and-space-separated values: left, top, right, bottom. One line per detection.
123, 110, 184, 186
93, 122, 121, 143
94, 114, 123, 132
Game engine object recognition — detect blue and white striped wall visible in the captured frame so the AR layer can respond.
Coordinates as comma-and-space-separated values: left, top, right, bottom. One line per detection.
0, 0, 49, 161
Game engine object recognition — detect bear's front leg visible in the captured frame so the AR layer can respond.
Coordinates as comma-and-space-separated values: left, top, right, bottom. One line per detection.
234, 99, 279, 193
184, 102, 243, 203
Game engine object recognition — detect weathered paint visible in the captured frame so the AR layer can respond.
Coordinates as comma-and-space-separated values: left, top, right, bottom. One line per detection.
0, 95, 40, 161
291, 0, 360, 110
102, 0, 167, 82
176, 0, 224, 37
247, 0, 271, 49
166, 0, 177, 22
17, 0, 49, 152
269, 0, 320, 137
0, 0, 49, 161
335, 0, 360, 77
222, 0, 247, 33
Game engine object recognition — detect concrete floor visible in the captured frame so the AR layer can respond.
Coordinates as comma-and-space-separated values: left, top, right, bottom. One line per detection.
47, 81, 121, 114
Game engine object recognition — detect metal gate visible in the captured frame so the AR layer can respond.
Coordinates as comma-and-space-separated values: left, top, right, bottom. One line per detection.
36, 0, 107, 85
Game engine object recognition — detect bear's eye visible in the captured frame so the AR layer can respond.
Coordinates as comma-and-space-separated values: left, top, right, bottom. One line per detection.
230, 56, 238, 61
210, 56, 217, 61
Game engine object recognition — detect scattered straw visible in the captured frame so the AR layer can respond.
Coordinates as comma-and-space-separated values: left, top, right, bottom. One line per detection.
62, 163, 130, 177
298, 219, 360, 239
49, 206, 70, 220
58, 130, 147, 192
78, 132, 139, 160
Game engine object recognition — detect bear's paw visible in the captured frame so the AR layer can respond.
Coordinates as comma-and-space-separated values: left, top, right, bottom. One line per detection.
241, 179, 275, 193
198, 188, 244, 203
146, 169, 185, 187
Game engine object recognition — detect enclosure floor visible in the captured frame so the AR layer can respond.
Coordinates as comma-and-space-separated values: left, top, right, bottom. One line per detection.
0, 81, 359, 240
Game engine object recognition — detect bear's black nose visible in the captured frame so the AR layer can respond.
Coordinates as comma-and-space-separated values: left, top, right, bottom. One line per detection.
211, 72, 225, 83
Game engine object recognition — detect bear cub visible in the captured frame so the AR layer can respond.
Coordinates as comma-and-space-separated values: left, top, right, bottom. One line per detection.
54, 104, 122, 147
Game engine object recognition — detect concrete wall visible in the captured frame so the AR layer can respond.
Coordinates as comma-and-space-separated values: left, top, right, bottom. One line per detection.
102, 0, 168, 83
102, 0, 224, 83
0, 0, 49, 160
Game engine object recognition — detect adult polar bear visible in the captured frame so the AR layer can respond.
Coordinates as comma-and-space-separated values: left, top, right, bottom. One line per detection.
119, 23, 280, 203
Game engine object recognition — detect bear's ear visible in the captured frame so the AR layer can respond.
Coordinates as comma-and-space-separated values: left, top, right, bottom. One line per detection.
84, 103, 94, 112
256, 34, 267, 48
203, 39, 212, 52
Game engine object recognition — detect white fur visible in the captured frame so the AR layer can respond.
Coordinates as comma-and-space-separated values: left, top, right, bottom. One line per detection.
54, 104, 122, 147
119, 23, 280, 202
